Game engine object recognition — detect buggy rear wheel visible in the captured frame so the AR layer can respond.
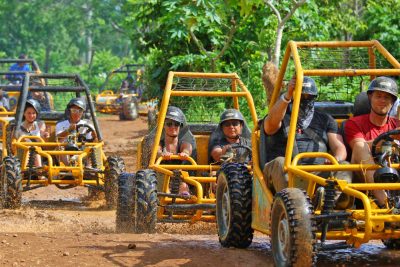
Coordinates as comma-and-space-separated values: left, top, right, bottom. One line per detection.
116, 172, 135, 232
0, 156, 22, 209
104, 156, 125, 209
271, 188, 316, 267
134, 169, 157, 233
216, 163, 253, 248
121, 97, 138, 120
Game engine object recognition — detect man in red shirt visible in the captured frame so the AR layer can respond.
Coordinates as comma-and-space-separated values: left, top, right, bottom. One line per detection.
345, 76, 399, 207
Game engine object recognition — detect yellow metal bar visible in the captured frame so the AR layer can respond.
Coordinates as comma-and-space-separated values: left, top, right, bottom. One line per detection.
153, 164, 220, 172
373, 40, 400, 68
232, 78, 239, 109
295, 40, 376, 48
235, 78, 259, 128
171, 72, 238, 79
170, 91, 248, 97
304, 69, 400, 76
149, 71, 173, 167
368, 47, 376, 81
285, 41, 304, 175
269, 42, 292, 110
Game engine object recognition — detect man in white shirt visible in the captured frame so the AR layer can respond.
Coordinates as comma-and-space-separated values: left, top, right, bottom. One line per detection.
55, 97, 96, 165
56, 97, 96, 142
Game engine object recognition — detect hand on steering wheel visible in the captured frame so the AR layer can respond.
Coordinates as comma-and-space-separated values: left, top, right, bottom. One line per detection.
371, 129, 400, 166
220, 143, 252, 163
76, 123, 97, 142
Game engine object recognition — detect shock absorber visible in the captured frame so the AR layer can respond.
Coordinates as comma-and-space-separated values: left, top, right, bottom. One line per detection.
321, 179, 336, 243
90, 147, 98, 169
26, 146, 37, 187
170, 170, 181, 196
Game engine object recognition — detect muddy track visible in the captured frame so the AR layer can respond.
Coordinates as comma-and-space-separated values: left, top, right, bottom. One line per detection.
0, 115, 399, 266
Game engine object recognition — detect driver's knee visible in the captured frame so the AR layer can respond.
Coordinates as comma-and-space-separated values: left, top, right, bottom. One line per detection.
263, 157, 287, 193
335, 160, 353, 184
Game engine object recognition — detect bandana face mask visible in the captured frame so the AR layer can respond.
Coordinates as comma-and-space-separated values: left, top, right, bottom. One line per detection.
297, 98, 315, 130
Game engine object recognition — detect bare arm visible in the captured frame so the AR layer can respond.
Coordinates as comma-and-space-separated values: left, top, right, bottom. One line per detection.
179, 142, 192, 159
264, 77, 295, 135
211, 144, 231, 162
327, 132, 347, 162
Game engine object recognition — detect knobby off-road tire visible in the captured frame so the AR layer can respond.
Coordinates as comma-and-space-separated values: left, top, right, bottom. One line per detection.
0, 156, 23, 209
116, 172, 135, 233
216, 162, 253, 248
271, 188, 317, 267
104, 156, 125, 209
121, 97, 139, 121
147, 108, 157, 132
134, 169, 157, 233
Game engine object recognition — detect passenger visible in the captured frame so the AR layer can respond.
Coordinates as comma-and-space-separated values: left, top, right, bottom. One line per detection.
6, 54, 31, 84
344, 76, 399, 207
14, 99, 50, 171
0, 89, 10, 111
263, 76, 352, 208
209, 109, 251, 163
157, 106, 195, 196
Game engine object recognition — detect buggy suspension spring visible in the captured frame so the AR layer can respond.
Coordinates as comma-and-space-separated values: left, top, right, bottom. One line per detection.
170, 170, 182, 196
90, 148, 98, 169
27, 146, 37, 169
26, 146, 37, 187
321, 180, 336, 243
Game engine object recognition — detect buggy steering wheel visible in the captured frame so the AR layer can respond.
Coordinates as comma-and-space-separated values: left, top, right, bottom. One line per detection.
371, 129, 400, 166
221, 143, 252, 163
76, 123, 97, 142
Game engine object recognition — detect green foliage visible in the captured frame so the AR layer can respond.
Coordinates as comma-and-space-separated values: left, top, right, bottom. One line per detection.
0, 0, 399, 121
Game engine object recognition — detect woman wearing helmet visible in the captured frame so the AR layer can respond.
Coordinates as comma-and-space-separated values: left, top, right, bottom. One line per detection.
15, 99, 49, 140
14, 99, 50, 172
157, 106, 195, 196
209, 109, 251, 162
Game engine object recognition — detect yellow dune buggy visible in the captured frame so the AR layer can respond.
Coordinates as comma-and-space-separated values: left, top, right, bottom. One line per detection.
216, 40, 400, 266
116, 72, 258, 233
0, 58, 42, 111
0, 73, 125, 209
95, 64, 151, 120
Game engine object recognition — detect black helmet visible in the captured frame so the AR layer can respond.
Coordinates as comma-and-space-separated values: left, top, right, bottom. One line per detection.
367, 76, 398, 100
219, 109, 245, 124
301, 76, 318, 96
165, 106, 186, 124
67, 97, 86, 110
25, 99, 41, 115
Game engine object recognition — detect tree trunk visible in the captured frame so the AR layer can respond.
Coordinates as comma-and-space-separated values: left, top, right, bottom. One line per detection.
45, 46, 51, 73
272, 25, 284, 67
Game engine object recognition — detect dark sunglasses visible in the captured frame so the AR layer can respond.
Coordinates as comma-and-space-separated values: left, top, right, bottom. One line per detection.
165, 121, 182, 127
222, 120, 241, 127
301, 94, 316, 100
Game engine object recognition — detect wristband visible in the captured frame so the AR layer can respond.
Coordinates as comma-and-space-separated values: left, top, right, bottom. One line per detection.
280, 93, 291, 103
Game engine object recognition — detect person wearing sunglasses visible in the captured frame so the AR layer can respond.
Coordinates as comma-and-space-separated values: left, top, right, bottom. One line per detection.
157, 106, 196, 196
209, 109, 251, 163
56, 97, 97, 142
262, 76, 352, 209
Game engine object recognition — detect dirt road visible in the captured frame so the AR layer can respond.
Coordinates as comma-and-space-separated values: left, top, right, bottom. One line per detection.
0, 115, 400, 266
